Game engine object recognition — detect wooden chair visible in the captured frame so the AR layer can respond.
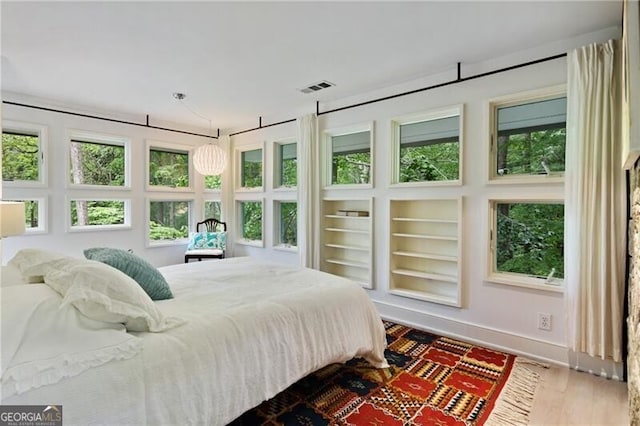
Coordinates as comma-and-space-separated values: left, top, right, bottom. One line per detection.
184, 218, 227, 263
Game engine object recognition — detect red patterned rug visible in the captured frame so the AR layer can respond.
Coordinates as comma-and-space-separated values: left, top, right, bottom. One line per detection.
229, 321, 539, 425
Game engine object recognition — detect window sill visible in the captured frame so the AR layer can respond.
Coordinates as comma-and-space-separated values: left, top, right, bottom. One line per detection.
487, 175, 564, 185
146, 238, 189, 248
485, 273, 564, 293
273, 244, 298, 253
274, 186, 297, 192
389, 179, 462, 188
235, 187, 264, 193
324, 183, 373, 190
67, 184, 131, 191
235, 239, 264, 248
68, 225, 132, 233
2, 181, 47, 188
145, 185, 194, 192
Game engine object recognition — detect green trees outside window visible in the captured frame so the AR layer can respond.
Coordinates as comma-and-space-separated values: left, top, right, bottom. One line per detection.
149, 148, 189, 188
330, 131, 371, 185
240, 201, 262, 241
204, 201, 221, 220
278, 143, 297, 187
205, 175, 221, 190
278, 201, 297, 247
69, 140, 125, 186
70, 200, 125, 226
2, 132, 40, 182
149, 201, 189, 241
241, 149, 262, 188
495, 202, 564, 281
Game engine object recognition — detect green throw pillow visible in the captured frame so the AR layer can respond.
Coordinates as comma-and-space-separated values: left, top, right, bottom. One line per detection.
84, 247, 173, 301
187, 231, 227, 251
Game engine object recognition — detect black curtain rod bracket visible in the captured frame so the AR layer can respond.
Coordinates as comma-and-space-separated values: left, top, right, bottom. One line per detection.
2, 101, 218, 139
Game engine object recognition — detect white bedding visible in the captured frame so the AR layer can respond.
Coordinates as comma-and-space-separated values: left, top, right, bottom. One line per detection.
2, 257, 388, 425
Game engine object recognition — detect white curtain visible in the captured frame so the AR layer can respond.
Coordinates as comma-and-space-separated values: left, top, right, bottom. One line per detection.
219, 135, 234, 256
297, 114, 320, 269
565, 39, 626, 362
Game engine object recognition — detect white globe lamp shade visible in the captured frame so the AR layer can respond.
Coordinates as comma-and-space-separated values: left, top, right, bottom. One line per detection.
193, 144, 227, 175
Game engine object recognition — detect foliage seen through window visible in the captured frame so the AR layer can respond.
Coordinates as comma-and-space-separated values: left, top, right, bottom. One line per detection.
2, 132, 39, 182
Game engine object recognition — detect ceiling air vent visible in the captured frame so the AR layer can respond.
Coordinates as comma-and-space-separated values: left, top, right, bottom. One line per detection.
299, 80, 335, 94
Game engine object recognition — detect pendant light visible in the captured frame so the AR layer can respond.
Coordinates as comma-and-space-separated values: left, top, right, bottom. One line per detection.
173, 92, 227, 175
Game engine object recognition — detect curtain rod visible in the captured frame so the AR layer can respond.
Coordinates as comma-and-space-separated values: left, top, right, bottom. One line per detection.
2, 100, 219, 139
229, 52, 568, 137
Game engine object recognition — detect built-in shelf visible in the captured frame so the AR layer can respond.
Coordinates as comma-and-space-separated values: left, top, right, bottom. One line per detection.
321, 198, 373, 289
389, 198, 462, 307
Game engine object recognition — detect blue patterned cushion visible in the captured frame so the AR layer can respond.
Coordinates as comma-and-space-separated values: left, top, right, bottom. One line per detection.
84, 247, 173, 300
186, 232, 227, 251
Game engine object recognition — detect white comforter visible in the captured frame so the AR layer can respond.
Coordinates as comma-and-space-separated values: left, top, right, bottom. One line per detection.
4, 257, 388, 425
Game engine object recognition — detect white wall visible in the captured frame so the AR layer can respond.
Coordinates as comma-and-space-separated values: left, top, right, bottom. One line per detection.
230, 28, 623, 377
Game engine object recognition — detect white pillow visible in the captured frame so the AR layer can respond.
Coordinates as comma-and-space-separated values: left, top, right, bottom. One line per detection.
1, 284, 142, 397
1, 264, 26, 287
43, 257, 185, 333
7, 248, 73, 283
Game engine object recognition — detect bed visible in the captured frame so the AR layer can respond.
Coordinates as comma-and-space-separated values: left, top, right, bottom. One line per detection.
1, 251, 388, 425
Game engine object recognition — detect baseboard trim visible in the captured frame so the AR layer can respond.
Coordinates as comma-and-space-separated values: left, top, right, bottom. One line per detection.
374, 300, 624, 380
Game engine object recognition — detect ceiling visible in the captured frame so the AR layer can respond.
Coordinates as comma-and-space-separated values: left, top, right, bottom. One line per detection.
1, 1, 622, 134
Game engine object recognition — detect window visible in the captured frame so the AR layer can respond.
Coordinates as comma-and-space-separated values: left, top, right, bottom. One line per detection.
392, 108, 461, 184
275, 141, 297, 188
327, 128, 372, 186
148, 200, 190, 244
489, 200, 564, 289
6, 198, 46, 233
275, 201, 297, 248
205, 175, 221, 190
2, 121, 47, 186
147, 142, 191, 190
69, 199, 130, 231
69, 132, 128, 188
204, 200, 221, 220
239, 148, 263, 189
490, 90, 566, 181
237, 200, 263, 245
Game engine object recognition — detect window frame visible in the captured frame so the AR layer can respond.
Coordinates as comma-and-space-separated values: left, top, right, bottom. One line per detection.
323, 122, 374, 189
273, 199, 298, 251
67, 197, 132, 233
145, 140, 194, 192
273, 138, 297, 191
390, 105, 463, 187
2, 120, 48, 188
487, 85, 566, 185
67, 129, 131, 190
486, 197, 565, 292
146, 197, 193, 247
203, 198, 222, 221
234, 143, 265, 192
203, 174, 222, 193
235, 198, 264, 247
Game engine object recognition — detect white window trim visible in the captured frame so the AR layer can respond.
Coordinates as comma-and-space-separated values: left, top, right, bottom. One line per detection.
323, 122, 374, 189
4, 197, 47, 234
2, 120, 48, 188
145, 197, 192, 247
67, 129, 131, 190
486, 196, 565, 293
273, 137, 297, 191
273, 199, 298, 251
235, 198, 264, 247
234, 143, 265, 192
146, 139, 194, 192
67, 197, 132, 233
390, 105, 464, 188
487, 85, 566, 185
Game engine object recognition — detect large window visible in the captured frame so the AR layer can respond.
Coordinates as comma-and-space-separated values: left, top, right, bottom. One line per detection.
275, 141, 297, 188
490, 91, 566, 181
489, 200, 564, 289
69, 199, 130, 231
205, 175, 221, 190
239, 148, 263, 189
148, 200, 190, 243
275, 201, 297, 248
69, 133, 128, 188
147, 142, 191, 190
325, 127, 372, 186
392, 108, 461, 184
2, 121, 47, 186
237, 200, 263, 244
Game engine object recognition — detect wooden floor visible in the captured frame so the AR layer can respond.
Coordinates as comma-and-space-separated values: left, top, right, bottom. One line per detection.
528, 364, 629, 425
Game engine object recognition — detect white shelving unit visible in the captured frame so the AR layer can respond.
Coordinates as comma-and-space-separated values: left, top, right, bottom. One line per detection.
321, 198, 373, 288
389, 198, 462, 307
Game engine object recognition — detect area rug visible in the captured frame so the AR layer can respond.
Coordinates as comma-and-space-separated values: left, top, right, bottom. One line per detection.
229, 321, 540, 425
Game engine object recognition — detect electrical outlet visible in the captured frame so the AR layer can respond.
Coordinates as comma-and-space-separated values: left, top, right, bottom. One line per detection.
538, 313, 552, 331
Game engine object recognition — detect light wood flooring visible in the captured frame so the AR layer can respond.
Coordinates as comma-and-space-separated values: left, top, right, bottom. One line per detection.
528, 364, 629, 425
